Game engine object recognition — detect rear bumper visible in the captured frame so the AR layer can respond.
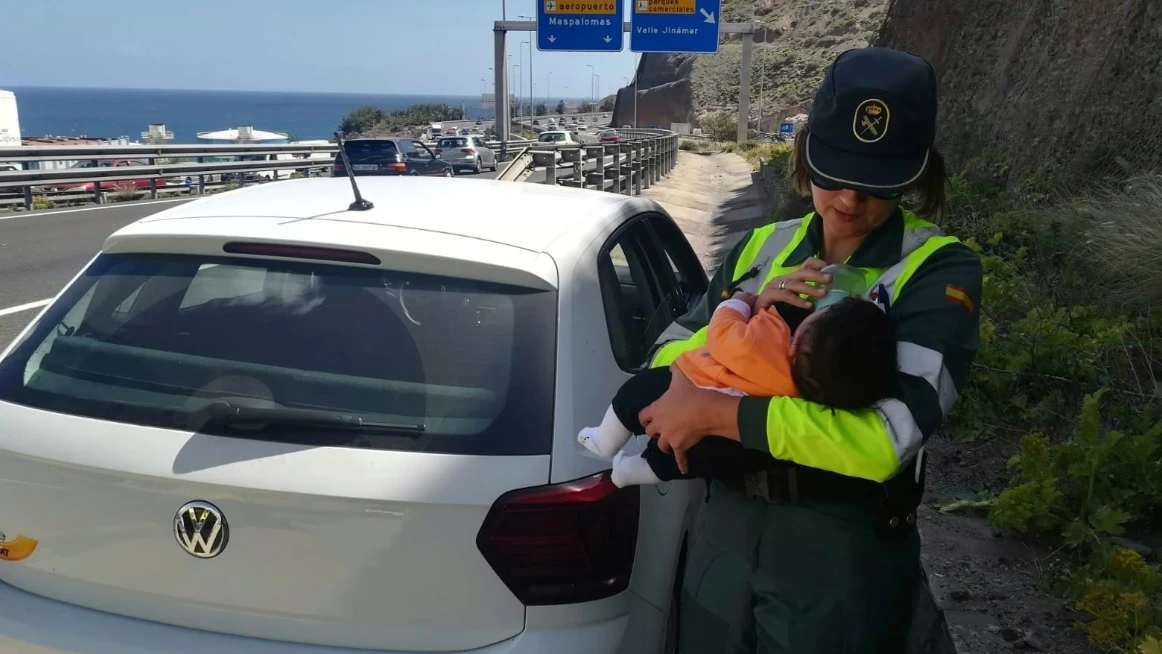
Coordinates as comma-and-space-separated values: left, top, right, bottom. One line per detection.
0, 580, 648, 654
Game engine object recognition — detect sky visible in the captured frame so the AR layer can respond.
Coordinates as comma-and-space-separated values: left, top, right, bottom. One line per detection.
0, 0, 642, 100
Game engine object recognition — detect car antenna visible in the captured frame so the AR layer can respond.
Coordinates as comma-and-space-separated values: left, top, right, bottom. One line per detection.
333, 131, 373, 211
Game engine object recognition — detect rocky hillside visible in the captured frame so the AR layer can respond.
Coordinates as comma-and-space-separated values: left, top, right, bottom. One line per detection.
613, 0, 887, 131
876, 0, 1162, 188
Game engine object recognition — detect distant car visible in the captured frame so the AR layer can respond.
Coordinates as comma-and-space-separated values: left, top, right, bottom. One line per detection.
532, 120, 540, 126
475, 120, 482, 125
577, 123, 589, 132
51, 159, 167, 193
537, 131, 588, 162
0, 176, 706, 654
599, 129, 621, 144
332, 138, 453, 177
537, 130, 583, 147
435, 135, 498, 174
458, 128, 471, 136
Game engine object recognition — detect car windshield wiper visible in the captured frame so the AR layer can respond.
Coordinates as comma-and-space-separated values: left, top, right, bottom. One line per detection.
199, 402, 425, 437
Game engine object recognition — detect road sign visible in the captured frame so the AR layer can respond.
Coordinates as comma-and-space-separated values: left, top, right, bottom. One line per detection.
779, 121, 794, 135
537, 0, 623, 52
630, 0, 720, 53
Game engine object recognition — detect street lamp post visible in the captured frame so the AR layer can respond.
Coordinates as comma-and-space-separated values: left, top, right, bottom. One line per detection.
634, 54, 639, 128
587, 65, 595, 103
517, 17, 533, 122
520, 40, 532, 125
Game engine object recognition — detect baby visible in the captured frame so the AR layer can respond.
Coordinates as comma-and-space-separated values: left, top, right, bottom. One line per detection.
578, 290, 898, 488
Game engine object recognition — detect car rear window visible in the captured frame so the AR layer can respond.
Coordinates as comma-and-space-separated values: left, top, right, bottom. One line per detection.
0, 253, 557, 456
342, 140, 398, 159
538, 133, 567, 142
438, 138, 468, 148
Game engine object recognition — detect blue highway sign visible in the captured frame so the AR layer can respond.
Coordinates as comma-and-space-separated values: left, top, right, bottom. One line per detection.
630, 0, 721, 54
537, 0, 624, 52
779, 121, 794, 134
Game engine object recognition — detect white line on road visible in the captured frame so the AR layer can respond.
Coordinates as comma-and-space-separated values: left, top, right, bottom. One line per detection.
0, 197, 192, 222
0, 299, 51, 317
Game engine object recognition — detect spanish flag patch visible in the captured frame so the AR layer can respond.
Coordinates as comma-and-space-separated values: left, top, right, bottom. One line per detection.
945, 284, 975, 312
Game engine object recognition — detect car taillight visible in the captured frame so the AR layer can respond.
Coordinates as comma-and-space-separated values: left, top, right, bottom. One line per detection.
476, 471, 639, 606
389, 162, 406, 172
460, 148, 475, 154
434, 149, 442, 155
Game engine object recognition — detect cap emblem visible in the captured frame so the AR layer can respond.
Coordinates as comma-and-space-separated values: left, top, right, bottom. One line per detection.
853, 99, 890, 143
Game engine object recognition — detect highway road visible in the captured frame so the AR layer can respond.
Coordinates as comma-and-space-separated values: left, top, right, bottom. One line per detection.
0, 200, 195, 347
439, 111, 610, 133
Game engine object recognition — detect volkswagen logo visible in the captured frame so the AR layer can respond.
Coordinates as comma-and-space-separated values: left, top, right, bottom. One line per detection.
173, 500, 229, 559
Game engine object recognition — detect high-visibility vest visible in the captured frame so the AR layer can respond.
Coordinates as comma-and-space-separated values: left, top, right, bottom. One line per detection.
653, 210, 962, 349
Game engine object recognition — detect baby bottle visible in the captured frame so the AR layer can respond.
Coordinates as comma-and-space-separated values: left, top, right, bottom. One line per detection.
814, 263, 867, 309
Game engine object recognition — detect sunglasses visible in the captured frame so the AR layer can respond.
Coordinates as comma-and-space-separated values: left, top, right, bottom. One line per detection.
809, 173, 904, 201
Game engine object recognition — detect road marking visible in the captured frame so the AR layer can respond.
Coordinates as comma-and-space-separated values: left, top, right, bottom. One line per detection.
0, 197, 192, 222
0, 299, 51, 318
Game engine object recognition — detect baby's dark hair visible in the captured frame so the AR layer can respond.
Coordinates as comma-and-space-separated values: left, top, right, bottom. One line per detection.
791, 298, 897, 410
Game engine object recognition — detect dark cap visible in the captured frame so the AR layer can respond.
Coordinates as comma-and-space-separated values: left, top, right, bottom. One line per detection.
806, 47, 937, 194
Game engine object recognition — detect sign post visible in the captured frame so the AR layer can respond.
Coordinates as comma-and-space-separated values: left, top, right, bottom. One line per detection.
630, 0, 721, 53
537, 0, 623, 52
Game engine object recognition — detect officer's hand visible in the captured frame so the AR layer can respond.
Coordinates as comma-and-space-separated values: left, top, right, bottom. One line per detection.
730, 290, 758, 310
754, 257, 832, 312
638, 367, 717, 474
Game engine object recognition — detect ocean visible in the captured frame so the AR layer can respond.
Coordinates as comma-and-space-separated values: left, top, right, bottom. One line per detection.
6, 87, 498, 143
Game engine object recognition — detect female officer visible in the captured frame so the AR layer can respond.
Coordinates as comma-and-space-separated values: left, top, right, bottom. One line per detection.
640, 47, 983, 653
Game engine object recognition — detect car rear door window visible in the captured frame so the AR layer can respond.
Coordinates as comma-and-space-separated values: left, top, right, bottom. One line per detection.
597, 221, 666, 370
0, 253, 557, 456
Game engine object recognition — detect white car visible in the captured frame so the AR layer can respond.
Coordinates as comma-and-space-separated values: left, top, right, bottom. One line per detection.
536, 130, 589, 163
0, 177, 709, 654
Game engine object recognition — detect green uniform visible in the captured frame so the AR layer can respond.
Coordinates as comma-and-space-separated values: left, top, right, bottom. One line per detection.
651, 209, 982, 653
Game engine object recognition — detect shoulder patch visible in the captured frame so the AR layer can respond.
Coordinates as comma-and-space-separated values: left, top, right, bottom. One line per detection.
944, 284, 975, 313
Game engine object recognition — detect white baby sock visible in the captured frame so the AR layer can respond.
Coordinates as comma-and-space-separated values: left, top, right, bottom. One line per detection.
577, 405, 632, 459
611, 450, 663, 488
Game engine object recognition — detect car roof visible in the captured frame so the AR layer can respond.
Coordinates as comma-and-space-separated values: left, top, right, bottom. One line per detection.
110, 177, 659, 259
345, 137, 408, 143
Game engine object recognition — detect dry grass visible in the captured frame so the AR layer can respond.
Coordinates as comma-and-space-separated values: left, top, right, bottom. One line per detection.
1077, 175, 1162, 310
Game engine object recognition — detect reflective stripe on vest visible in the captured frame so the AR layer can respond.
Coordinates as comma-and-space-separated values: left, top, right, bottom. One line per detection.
728, 210, 960, 473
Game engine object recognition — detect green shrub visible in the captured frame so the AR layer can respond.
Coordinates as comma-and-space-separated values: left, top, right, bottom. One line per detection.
948, 173, 1162, 652
700, 112, 737, 142
988, 391, 1162, 652
31, 195, 54, 210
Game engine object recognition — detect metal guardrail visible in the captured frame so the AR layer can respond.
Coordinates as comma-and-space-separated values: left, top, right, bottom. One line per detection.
508, 128, 680, 198
0, 139, 540, 211
496, 147, 535, 183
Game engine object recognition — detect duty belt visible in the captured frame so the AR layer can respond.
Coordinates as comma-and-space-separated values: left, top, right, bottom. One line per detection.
723, 463, 924, 535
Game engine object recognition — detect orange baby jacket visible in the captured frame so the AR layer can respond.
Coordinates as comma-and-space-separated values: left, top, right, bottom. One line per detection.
673, 297, 800, 398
